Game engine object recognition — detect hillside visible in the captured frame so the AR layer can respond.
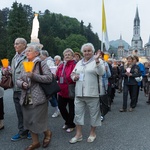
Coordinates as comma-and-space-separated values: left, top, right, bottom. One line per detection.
109, 39, 130, 50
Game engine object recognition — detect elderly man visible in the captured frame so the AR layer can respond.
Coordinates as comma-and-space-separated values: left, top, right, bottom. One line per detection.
11, 38, 31, 141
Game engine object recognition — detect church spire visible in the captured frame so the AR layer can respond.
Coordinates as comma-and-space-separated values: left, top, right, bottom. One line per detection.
119, 34, 123, 47
134, 7, 140, 26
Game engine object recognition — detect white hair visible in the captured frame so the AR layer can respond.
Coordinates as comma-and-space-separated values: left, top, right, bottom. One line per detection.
63, 48, 74, 56
54, 55, 61, 60
25, 45, 41, 54
81, 43, 95, 53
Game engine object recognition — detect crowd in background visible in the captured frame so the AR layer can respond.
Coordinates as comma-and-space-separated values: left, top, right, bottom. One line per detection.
1, 37, 150, 150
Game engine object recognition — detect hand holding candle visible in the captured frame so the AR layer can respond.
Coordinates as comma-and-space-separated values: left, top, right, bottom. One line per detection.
126, 68, 131, 73
1, 59, 9, 68
23, 62, 34, 72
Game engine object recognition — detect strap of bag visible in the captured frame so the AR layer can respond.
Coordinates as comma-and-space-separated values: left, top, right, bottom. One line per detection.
38, 61, 43, 75
97, 74, 107, 95
97, 74, 100, 95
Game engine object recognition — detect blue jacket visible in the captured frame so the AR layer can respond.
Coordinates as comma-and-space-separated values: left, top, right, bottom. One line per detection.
137, 62, 145, 86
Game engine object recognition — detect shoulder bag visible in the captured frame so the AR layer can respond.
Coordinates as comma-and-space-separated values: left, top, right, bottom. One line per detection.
0, 73, 13, 90
97, 75, 110, 116
38, 62, 61, 98
64, 71, 75, 99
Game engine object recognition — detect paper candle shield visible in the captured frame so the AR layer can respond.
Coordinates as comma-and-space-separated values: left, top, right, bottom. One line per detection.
104, 54, 109, 61
126, 68, 131, 73
23, 62, 34, 72
1, 59, 9, 68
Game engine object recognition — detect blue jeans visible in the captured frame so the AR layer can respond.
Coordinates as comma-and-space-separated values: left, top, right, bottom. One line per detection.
49, 95, 58, 107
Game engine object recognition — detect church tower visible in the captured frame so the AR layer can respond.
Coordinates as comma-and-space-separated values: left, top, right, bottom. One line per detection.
130, 7, 143, 55
118, 34, 124, 58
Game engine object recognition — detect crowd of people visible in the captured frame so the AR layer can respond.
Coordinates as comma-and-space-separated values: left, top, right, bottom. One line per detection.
0, 37, 150, 150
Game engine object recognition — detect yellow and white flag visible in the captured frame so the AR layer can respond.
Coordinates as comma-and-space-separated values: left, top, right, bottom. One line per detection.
102, 0, 109, 51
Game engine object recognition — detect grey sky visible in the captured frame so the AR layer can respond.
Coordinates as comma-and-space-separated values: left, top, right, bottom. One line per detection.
1, 0, 150, 46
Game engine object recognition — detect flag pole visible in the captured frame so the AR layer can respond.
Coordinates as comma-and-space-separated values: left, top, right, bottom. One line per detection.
101, 33, 103, 52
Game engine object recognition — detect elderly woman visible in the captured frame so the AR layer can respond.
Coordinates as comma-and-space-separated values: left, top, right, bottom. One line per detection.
56, 48, 76, 132
120, 55, 141, 112
17, 45, 52, 150
69, 43, 105, 144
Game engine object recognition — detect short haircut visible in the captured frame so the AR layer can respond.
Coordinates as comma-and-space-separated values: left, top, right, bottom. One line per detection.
15, 38, 27, 45
81, 43, 95, 53
63, 48, 74, 56
26, 45, 41, 55
126, 55, 134, 60
133, 55, 139, 62
74, 52, 82, 59
54, 55, 61, 60
40, 50, 49, 57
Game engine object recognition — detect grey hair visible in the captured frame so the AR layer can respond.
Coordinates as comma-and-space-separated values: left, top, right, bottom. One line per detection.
63, 48, 74, 56
40, 50, 49, 57
15, 38, 27, 45
54, 55, 61, 60
81, 43, 95, 53
25, 45, 41, 55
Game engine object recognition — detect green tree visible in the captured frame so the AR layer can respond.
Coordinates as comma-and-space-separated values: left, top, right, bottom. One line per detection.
0, 8, 10, 61
7, 2, 31, 60
65, 34, 87, 52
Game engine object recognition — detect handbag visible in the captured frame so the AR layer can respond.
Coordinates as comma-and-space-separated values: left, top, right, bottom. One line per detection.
97, 75, 110, 116
38, 62, 61, 98
64, 71, 75, 99
68, 84, 75, 99
0, 74, 13, 90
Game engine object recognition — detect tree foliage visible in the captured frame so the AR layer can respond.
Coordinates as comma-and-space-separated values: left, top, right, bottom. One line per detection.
0, 2, 102, 61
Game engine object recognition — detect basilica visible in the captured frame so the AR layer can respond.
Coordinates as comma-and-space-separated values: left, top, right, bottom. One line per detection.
117, 7, 150, 60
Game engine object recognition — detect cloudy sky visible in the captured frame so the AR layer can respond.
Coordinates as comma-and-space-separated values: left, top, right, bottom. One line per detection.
1, 0, 150, 45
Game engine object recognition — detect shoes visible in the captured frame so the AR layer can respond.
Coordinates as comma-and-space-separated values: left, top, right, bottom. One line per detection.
140, 88, 143, 91
119, 108, 127, 112
11, 133, 26, 141
146, 101, 150, 104
62, 125, 68, 130
69, 136, 82, 144
0, 126, 4, 130
24, 142, 40, 150
101, 116, 105, 122
27, 132, 32, 140
87, 135, 96, 143
42, 131, 52, 148
128, 108, 133, 112
52, 110, 60, 118
66, 128, 75, 133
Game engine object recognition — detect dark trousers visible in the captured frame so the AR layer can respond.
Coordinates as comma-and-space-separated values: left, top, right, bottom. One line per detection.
13, 91, 28, 135
49, 94, 58, 107
135, 86, 140, 105
58, 95, 75, 128
123, 84, 138, 109
0, 97, 4, 120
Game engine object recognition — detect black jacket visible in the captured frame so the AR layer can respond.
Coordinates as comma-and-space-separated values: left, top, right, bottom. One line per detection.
122, 64, 141, 85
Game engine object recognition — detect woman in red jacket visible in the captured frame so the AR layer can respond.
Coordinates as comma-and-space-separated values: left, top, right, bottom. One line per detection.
56, 48, 76, 132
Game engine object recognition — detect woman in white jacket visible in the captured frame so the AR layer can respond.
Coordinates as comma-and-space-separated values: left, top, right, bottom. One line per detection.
70, 43, 105, 144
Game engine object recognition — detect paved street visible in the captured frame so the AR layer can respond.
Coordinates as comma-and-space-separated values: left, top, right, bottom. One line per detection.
0, 89, 150, 150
